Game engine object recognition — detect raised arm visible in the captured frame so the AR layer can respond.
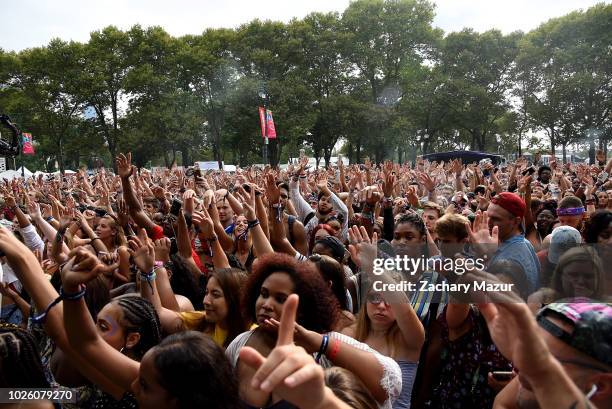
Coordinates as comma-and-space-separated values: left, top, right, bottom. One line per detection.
0, 228, 126, 399
116, 153, 158, 235
28, 201, 70, 254
60, 247, 140, 396
130, 231, 184, 334
193, 209, 231, 270
236, 184, 273, 256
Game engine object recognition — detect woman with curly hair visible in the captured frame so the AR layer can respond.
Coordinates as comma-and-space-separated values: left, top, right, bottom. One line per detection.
225, 252, 402, 409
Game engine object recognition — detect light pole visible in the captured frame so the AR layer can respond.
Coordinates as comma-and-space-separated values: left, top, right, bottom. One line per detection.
259, 88, 269, 165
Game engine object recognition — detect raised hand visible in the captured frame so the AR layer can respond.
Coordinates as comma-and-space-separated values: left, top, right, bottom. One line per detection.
153, 237, 171, 263
128, 228, 155, 273
239, 295, 333, 409
417, 172, 435, 193
465, 211, 498, 257
60, 247, 107, 289
478, 299, 552, 380
116, 198, 130, 228
27, 201, 42, 219
348, 225, 378, 271
192, 208, 215, 238
265, 173, 281, 204
236, 185, 257, 221
382, 171, 396, 198
115, 153, 134, 179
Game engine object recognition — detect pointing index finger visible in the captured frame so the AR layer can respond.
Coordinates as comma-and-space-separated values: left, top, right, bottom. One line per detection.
276, 294, 298, 346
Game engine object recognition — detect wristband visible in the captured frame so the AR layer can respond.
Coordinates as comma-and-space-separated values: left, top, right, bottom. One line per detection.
316, 335, 329, 364
45, 216, 54, 222
154, 260, 164, 267
247, 219, 260, 229
32, 285, 86, 324
140, 270, 157, 294
140, 270, 157, 282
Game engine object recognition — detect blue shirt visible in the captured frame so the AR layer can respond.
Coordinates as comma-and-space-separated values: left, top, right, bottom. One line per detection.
224, 223, 235, 235
489, 234, 540, 294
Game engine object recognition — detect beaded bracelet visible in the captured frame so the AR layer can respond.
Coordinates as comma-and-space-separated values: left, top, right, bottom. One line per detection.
140, 270, 156, 294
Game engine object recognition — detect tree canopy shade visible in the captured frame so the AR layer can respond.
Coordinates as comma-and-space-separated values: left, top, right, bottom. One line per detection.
0, 0, 609, 171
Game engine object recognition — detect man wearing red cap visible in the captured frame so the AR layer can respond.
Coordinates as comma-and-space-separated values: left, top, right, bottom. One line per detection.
469, 192, 540, 294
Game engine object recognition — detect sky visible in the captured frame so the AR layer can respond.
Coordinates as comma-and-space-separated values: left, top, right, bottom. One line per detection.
1, 0, 609, 52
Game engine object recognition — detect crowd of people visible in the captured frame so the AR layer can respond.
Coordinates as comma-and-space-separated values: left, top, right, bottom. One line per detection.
0, 151, 611, 409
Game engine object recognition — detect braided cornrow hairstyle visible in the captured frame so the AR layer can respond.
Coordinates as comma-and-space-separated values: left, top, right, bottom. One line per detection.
113, 294, 162, 360
0, 323, 50, 388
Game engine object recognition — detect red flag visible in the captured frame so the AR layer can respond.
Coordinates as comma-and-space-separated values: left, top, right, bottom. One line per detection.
258, 107, 277, 139
22, 132, 35, 155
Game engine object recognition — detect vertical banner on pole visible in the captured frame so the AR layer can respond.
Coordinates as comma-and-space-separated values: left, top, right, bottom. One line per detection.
258, 107, 266, 138
22, 132, 35, 155
258, 107, 277, 139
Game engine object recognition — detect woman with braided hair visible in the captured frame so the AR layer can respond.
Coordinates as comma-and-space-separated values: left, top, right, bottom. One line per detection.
0, 323, 56, 408
0, 227, 162, 408
58, 239, 242, 409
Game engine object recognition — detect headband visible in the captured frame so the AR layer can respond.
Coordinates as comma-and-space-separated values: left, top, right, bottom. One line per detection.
557, 207, 585, 217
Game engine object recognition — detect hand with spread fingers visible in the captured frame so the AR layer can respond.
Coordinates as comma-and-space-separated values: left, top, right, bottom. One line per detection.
60, 247, 107, 291
128, 229, 155, 273
239, 294, 350, 409
465, 210, 498, 258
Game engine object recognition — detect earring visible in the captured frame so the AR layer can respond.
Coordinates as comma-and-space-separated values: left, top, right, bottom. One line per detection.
586, 384, 598, 399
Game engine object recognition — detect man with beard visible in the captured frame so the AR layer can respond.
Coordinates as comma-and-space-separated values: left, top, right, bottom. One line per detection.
493, 301, 612, 409
469, 192, 540, 294
289, 172, 348, 243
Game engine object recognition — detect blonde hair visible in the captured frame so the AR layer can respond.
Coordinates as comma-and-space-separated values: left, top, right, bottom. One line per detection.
324, 367, 378, 409
355, 294, 401, 358
434, 213, 469, 241
103, 215, 127, 248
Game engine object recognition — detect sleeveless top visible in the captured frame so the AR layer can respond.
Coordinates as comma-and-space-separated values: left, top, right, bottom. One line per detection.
392, 360, 418, 409
226, 330, 402, 409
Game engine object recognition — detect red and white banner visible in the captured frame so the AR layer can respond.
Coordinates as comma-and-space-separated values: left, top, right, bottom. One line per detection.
22, 132, 35, 155
258, 107, 277, 139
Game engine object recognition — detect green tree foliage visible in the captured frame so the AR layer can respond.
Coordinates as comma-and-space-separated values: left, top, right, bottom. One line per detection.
0, 0, 609, 171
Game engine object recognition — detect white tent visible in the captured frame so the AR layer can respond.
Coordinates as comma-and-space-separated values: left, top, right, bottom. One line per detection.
0, 170, 23, 180
16, 167, 33, 177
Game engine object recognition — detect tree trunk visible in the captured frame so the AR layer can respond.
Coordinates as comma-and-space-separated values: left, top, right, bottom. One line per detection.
57, 137, 65, 174
562, 143, 567, 163
324, 149, 332, 168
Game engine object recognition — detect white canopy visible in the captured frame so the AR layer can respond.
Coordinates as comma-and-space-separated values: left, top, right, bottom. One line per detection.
16, 166, 33, 177
0, 170, 23, 180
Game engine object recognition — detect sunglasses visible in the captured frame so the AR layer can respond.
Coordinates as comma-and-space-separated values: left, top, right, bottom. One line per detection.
367, 292, 388, 305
